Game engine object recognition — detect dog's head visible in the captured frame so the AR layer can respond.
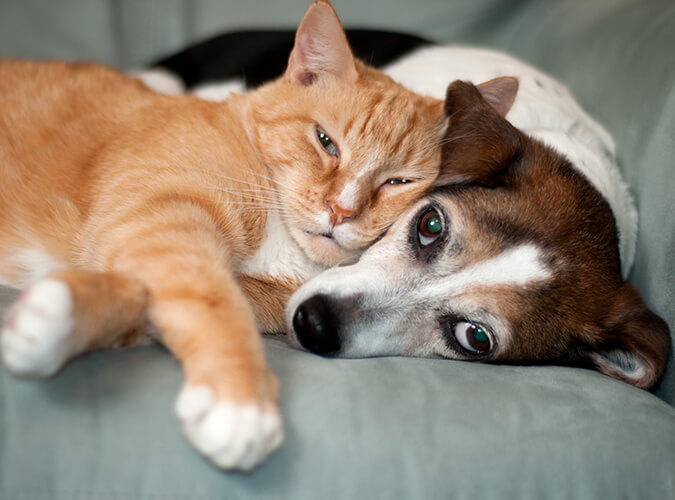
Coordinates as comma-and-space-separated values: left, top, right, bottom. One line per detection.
286, 80, 671, 389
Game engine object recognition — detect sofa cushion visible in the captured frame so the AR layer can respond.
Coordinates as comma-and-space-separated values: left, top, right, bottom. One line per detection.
1, 330, 674, 500
0, 0, 674, 498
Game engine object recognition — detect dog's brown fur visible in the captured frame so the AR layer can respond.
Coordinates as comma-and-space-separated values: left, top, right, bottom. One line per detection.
440, 81, 670, 388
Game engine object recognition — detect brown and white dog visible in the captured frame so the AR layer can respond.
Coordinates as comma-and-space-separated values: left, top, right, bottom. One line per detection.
286, 47, 671, 389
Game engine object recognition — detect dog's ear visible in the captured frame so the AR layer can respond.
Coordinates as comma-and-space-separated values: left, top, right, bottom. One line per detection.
586, 283, 671, 389
434, 79, 522, 187
285, 0, 357, 86
476, 76, 519, 117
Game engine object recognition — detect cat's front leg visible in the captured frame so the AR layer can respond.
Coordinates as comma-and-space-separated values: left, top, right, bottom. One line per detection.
149, 277, 283, 471
147, 281, 282, 471
103, 212, 282, 469
86, 194, 284, 470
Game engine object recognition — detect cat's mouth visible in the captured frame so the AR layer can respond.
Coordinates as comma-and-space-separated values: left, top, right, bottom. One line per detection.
299, 229, 359, 267
304, 230, 340, 246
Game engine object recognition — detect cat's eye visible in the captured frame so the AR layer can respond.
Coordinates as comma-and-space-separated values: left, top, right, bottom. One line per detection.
384, 178, 412, 186
417, 208, 444, 247
316, 126, 338, 157
452, 321, 492, 355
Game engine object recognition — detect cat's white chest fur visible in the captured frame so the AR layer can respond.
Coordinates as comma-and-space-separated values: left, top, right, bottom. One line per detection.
238, 212, 322, 282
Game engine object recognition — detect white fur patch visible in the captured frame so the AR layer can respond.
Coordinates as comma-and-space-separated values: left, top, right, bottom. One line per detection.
437, 244, 551, 294
193, 80, 246, 102
334, 164, 372, 213
131, 68, 186, 95
175, 384, 283, 471
131, 69, 246, 103
335, 177, 359, 211
591, 349, 649, 382
238, 212, 322, 281
10, 249, 60, 287
1, 279, 75, 377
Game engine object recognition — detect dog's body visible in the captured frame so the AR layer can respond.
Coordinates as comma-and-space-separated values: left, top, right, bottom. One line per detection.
287, 46, 670, 389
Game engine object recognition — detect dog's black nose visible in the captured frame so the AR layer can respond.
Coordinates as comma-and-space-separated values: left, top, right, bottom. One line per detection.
292, 294, 341, 355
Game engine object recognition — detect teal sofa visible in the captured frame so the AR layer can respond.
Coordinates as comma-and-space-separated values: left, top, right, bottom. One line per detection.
1, 1, 674, 499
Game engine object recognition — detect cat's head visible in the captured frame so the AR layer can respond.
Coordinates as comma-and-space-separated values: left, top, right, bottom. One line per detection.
248, 0, 517, 267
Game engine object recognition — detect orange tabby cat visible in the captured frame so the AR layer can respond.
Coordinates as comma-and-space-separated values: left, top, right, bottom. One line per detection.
0, 1, 515, 470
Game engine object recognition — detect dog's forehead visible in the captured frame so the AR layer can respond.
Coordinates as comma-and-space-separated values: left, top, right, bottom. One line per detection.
381, 192, 553, 294
395, 192, 552, 338
436, 189, 528, 248
410, 239, 552, 322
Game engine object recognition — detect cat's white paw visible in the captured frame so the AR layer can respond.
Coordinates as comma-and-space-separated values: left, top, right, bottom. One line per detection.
1, 279, 75, 377
175, 384, 284, 471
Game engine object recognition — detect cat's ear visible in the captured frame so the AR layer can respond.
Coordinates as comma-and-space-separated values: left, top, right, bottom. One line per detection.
476, 77, 519, 117
285, 0, 358, 85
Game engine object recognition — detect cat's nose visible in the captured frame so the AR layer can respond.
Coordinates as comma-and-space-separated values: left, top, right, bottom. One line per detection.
326, 199, 357, 226
292, 294, 341, 355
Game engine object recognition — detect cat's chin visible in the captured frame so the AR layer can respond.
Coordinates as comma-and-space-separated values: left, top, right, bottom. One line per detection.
294, 229, 360, 268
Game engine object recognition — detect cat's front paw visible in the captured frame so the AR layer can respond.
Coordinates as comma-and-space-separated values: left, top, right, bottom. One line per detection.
175, 384, 284, 471
1, 279, 75, 377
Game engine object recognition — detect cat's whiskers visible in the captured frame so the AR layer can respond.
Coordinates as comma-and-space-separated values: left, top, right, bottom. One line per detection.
189, 166, 307, 211
201, 185, 282, 204
191, 182, 296, 222
248, 169, 303, 196
172, 164, 287, 196
185, 195, 290, 218
226, 202, 288, 210
177, 189, 288, 213
263, 203, 299, 221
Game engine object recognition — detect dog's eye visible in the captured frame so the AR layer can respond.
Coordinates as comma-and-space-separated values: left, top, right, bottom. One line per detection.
417, 208, 443, 246
316, 125, 338, 157
453, 322, 492, 354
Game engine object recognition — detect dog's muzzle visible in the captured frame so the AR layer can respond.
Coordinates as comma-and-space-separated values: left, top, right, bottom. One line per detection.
292, 294, 341, 355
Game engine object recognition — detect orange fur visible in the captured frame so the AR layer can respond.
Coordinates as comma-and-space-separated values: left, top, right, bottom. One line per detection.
50, 269, 150, 349
0, 1, 447, 468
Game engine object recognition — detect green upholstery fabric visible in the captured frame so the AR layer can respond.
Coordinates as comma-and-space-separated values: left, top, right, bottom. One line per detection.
1, 1, 674, 498
1, 335, 675, 500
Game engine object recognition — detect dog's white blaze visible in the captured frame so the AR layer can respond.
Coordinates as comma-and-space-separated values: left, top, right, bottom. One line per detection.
419, 244, 551, 299
238, 212, 322, 282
